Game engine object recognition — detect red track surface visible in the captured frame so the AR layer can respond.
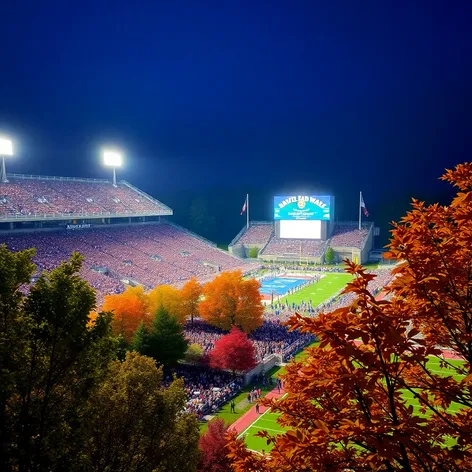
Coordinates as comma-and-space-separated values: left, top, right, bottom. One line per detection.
228, 386, 286, 434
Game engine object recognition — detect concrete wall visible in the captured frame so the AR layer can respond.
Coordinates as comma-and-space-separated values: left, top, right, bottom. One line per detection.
243, 354, 280, 385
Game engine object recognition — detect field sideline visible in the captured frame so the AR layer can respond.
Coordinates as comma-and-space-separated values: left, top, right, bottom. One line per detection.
273, 272, 353, 307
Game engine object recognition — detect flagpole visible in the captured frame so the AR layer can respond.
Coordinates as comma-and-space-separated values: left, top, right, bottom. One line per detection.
246, 193, 249, 229
359, 191, 362, 230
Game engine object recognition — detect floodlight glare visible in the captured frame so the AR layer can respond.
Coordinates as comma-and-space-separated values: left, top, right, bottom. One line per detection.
103, 149, 123, 187
0, 138, 13, 183
103, 150, 122, 167
0, 138, 13, 156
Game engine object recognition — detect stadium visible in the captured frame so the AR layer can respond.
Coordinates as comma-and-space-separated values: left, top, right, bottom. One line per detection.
0, 170, 392, 410
0, 175, 379, 302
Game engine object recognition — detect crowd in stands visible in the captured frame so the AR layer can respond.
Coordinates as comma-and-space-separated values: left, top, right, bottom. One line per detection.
261, 237, 328, 258
163, 364, 243, 418
236, 223, 273, 245
330, 224, 370, 249
0, 223, 256, 303
185, 318, 314, 364
0, 176, 168, 218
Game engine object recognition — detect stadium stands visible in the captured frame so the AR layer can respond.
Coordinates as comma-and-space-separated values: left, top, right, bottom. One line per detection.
330, 224, 370, 249
260, 236, 328, 258
0, 223, 256, 303
0, 175, 171, 219
236, 223, 273, 245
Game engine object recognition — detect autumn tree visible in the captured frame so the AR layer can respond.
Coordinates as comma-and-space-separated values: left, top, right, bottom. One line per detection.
186, 343, 204, 365
85, 351, 200, 472
148, 305, 189, 367
0, 250, 116, 471
199, 418, 233, 472
228, 162, 472, 471
148, 284, 186, 323
181, 277, 203, 325
103, 285, 149, 342
210, 327, 256, 373
199, 271, 263, 333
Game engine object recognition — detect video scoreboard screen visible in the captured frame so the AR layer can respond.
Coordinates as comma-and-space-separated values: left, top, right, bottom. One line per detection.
274, 195, 331, 221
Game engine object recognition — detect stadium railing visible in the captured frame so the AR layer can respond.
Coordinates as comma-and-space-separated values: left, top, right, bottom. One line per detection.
122, 180, 173, 214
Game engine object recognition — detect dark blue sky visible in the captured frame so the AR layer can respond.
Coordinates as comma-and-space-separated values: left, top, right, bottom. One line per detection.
1, 0, 471, 243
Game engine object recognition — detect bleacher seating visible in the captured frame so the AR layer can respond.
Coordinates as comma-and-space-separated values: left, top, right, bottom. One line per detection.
236, 223, 273, 245
0, 223, 257, 304
261, 236, 328, 258
0, 175, 169, 218
330, 224, 370, 249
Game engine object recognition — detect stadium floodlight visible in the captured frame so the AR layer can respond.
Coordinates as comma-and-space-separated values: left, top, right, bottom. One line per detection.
103, 149, 123, 187
0, 138, 13, 183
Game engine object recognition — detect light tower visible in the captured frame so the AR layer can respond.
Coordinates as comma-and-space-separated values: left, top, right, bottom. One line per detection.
0, 138, 13, 183
103, 150, 122, 187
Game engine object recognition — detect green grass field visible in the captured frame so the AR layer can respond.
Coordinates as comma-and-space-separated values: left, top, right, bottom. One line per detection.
276, 272, 353, 307
242, 353, 465, 452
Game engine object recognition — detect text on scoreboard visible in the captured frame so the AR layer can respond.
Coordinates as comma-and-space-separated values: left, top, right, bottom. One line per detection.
274, 195, 331, 220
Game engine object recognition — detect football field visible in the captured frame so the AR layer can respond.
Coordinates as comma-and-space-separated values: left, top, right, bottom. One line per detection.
278, 272, 353, 307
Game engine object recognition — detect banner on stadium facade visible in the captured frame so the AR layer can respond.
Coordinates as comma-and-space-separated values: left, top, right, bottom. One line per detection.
66, 224, 92, 230
274, 195, 331, 221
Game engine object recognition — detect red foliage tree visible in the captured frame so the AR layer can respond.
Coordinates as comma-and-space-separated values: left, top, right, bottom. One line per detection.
199, 418, 232, 472
227, 162, 472, 471
210, 327, 257, 373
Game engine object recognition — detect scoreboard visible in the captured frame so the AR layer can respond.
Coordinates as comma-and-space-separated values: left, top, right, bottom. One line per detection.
274, 195, 331, 221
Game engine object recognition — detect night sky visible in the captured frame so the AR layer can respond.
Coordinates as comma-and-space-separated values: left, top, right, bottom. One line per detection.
1, 0, 471, 245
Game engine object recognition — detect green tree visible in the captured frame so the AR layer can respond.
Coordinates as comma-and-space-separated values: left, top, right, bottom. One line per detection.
185, 343, 204, 365
130, 321, 150, 355
85, 351, 200, 472
248, 247, 259, 258
0, 249, 116, 471
324, 246, 335, 264
0, 245, 36, 470
148, 306, 189, 367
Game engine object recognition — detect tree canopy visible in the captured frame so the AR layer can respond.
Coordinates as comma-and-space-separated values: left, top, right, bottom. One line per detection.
85, 351, 200, 472
180, 277, 203, 324
228, 162, 472, 471
147, 305, 189, 367
103, 285, 149, 342
148, 284, 186, 323
0, 250, 117, 471
210, 327, 256, 373
199, 271, 264, 333
199, 418, 232, 472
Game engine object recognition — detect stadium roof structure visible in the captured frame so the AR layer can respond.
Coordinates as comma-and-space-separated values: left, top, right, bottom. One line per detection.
0, 173, 173, 222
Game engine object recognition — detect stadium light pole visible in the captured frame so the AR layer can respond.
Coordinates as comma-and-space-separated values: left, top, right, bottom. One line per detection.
0, 138, 13, 183
103, 150, 122, 187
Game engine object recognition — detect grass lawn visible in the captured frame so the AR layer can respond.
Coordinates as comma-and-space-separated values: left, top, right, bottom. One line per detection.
199, 365, 282, 433
279, 272, 353, 307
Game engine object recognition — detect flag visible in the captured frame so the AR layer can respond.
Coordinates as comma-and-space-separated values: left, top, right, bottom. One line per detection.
240, 196, 247, 215
360, 194, 369, 217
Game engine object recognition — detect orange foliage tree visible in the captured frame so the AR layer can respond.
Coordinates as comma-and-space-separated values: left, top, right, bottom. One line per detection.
147, 284, 186, 323
180, 277, 202, 324
228, 163, 472, 471
102, 285, 149, 342
199, 270, 263, 333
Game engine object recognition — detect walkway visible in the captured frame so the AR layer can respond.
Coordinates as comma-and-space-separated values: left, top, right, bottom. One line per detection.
228, 386, 285, 434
